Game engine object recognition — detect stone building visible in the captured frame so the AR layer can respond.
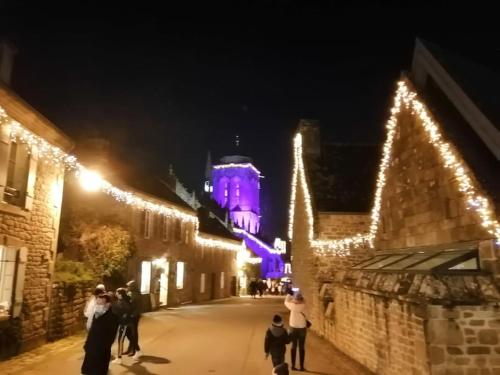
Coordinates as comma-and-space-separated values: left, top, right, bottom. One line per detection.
0, 42, 73, 357
289, 39, 500, 374
60, 146, 239, 312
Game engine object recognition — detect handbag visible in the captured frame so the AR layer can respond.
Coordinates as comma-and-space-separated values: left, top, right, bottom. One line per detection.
301, 312, 312, 328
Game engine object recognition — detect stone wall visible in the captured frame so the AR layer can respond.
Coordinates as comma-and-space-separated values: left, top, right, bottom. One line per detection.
317, 212, 371, 240
0, 161, 64, 356
376, 110, 494, 251
427, 304, 500, 375
48, 281, 94, 341
318, 285, 429, 375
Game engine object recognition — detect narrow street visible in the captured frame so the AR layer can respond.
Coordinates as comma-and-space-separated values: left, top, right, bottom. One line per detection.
0, 297, 371, 375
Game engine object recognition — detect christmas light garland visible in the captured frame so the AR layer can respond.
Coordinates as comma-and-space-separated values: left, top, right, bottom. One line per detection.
0, 108, 245, 252
288, 80, 500, 255
232, 227, 284, 255
212, 163, 261, 176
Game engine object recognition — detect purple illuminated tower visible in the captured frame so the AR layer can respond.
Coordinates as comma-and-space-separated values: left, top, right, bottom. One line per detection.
209, 139, 284, 279
211, 155, 261, 234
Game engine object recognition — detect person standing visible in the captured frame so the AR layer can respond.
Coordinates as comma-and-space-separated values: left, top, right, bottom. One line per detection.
111, 288, 134, 365
83, 284, 106, 331
264, 314, 290, 368
81, 293, 119, 375
248, 278, 258, 298
284, 292, 308, 371
125, 280, 142, 360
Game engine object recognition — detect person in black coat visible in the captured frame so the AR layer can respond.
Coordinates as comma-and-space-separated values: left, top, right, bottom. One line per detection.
81, 293, 119, 375
265, 314, 290, 368
124, 280, 142, 359
111, 288, 134, 365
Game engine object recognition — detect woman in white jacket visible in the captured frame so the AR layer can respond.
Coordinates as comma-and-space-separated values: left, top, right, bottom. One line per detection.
84, 284, 106, 330
284, 292, 307, 371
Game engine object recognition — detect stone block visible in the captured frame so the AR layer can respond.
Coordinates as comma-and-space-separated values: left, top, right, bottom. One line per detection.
466, 369, 479, 375
429, 346, 445, 364
467, 346, 491, 355
478, 329, 499, 345
454, 357, 470, 365
447, 346, 463, 355
470, 320, 485, 327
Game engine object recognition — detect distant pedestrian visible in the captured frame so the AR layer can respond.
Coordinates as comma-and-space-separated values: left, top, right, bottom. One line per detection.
264, 314, 290, 369
81, 293, 119, 375
111, 288, 134, 365
284, 292, 308, 371
257, 279, 266, 297
125, 280, 142, 360
83, 284, 106, 331
248, 279, 258, 298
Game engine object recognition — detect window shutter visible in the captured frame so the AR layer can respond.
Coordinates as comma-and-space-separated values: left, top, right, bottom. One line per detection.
24, 146, 38, 210
0, 124, 10, 199
12, 247, 27, 318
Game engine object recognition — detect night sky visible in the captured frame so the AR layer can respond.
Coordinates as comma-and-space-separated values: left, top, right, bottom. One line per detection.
1, 2, 499, 238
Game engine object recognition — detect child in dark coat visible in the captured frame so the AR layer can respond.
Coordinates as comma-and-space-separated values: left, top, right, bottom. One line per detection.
265, 314, 290, 370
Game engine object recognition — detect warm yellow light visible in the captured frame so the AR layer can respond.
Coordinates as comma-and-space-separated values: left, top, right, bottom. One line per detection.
288, 80, 500, 256
79, 169, 103, 192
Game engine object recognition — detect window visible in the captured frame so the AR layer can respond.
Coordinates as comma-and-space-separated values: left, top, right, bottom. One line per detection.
143, 210, 153, 239
163, 216, 169, 241
200, 273, 206, 293
363, 254, 410, 270
407, 250, 475, 271
220, 272, 225, 289
352, 255, 389, 269
235, 183, 240, 197
3, 141, 31, 207
174, 219, 182, 242
140, 261, 152, 294
0, 246, 16, 318
351, 248, 480, 274
176, 262, 185, 289
184, 224, 190, 244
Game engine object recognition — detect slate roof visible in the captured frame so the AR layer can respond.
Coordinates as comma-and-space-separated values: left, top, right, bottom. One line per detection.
412, 39, 500, 213
305, 142, 379, 213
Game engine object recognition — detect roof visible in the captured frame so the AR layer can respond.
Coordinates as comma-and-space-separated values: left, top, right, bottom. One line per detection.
81, 151, 196, 213
420, 40, 500, 131
197, 206, 240, 241
0, 82, 73, 152
411, 40, 500, 212
305, 141, 379, 212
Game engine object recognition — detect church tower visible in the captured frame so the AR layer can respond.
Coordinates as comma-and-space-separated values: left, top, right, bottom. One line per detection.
211, 136, 261, 234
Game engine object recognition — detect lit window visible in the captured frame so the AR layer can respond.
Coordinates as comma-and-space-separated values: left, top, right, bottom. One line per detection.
220, 272, 225, 289
3, 141, 31, 207
200, 273, 206, 293
143, 210, 153, 239
0, 246, 17, 318
224, 188, 228, 198
140, 261, 152, 294
176, 262, 185, 289
236, 183, 240, 197
163, 216, 169, 241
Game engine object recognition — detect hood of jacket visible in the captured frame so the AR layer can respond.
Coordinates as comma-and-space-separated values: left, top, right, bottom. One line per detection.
269, 325, 287, 338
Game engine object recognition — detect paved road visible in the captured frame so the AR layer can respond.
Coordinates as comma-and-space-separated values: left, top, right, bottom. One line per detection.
0, 297, 371, 375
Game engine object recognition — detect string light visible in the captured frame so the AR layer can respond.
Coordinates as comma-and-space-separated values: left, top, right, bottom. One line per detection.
233, 227, 284, 254
0, 107, 245, 252
212, 163, 261, 176
288, 80, 500, 255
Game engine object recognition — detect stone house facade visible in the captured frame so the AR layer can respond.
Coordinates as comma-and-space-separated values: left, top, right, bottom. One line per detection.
0, 79, 73, 357
60, 152, 239, 312
289, 39, 500, 375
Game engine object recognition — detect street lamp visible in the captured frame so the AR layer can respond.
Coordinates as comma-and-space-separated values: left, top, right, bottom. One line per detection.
79, 169, 103, 192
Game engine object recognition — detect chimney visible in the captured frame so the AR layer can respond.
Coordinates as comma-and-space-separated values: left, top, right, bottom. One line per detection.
0, 41, 17, 85
297, 119, 321, 159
